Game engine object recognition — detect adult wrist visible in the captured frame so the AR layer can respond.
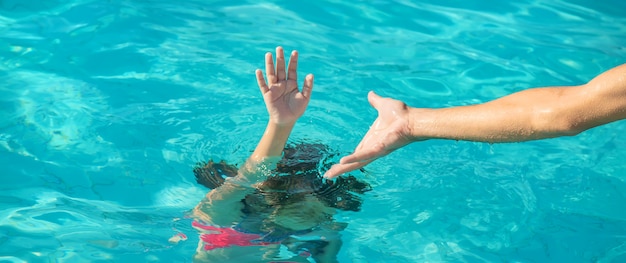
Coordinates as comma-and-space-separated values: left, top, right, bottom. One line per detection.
406, 107, 431, 141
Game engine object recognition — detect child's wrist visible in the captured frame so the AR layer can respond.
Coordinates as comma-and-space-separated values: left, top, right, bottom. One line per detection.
265, 121, 296, 134
267, 119, 297, 127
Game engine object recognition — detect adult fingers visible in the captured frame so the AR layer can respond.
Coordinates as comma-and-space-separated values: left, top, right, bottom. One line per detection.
275, 46, 286, 81
256, 69, 269, 93
286, 50, 298, 81
265, 52, 275, 84
323, 161, 370, 179
339, 143, 385, 164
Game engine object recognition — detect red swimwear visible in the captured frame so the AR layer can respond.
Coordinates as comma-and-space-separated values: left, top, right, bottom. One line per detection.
192, 221, 279, 250
192, 221, 315, 263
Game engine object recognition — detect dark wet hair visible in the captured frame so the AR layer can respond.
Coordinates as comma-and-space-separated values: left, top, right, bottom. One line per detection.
193, 143, 371, 212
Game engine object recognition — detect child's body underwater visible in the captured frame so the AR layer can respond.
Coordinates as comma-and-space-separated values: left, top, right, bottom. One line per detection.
188, 47, 371, 263
192, 143, 370, 262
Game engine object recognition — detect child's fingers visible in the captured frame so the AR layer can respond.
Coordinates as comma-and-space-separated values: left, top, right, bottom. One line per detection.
275, 46, 286, 81
287, 50, 298, 81
256, 69, 269, 93
302, 74, 314, 98
265, 52, 275, 84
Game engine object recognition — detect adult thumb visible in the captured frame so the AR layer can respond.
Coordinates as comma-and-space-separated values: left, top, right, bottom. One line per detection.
367, 91, 384, 109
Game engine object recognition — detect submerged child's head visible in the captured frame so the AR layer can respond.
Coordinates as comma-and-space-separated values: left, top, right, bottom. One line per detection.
193, 143, 371, 212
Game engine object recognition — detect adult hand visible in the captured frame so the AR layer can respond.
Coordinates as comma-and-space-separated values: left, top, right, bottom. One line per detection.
324, 91, 418, 179
256, 46, 314, 125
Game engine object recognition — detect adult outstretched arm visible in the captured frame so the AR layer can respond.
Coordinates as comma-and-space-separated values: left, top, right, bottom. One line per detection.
324, 63, 626, 178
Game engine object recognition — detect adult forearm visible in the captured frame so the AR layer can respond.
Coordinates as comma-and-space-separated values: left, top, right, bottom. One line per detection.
410, 63, 626, 143
409, 93, 575, 143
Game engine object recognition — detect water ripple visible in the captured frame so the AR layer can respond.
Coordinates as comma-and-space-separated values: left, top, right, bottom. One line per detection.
1, 0, 625, 262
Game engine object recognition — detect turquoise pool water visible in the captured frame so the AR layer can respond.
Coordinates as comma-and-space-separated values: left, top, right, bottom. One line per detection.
1, 0, 626, 262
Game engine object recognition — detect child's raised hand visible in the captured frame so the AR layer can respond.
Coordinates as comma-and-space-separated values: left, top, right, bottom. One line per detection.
256, 46, 314, 125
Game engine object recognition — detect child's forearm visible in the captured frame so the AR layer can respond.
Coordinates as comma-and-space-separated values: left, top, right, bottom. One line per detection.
193, 122, 296, 224
250, 122, 295, 161
236, 121, 295, 182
